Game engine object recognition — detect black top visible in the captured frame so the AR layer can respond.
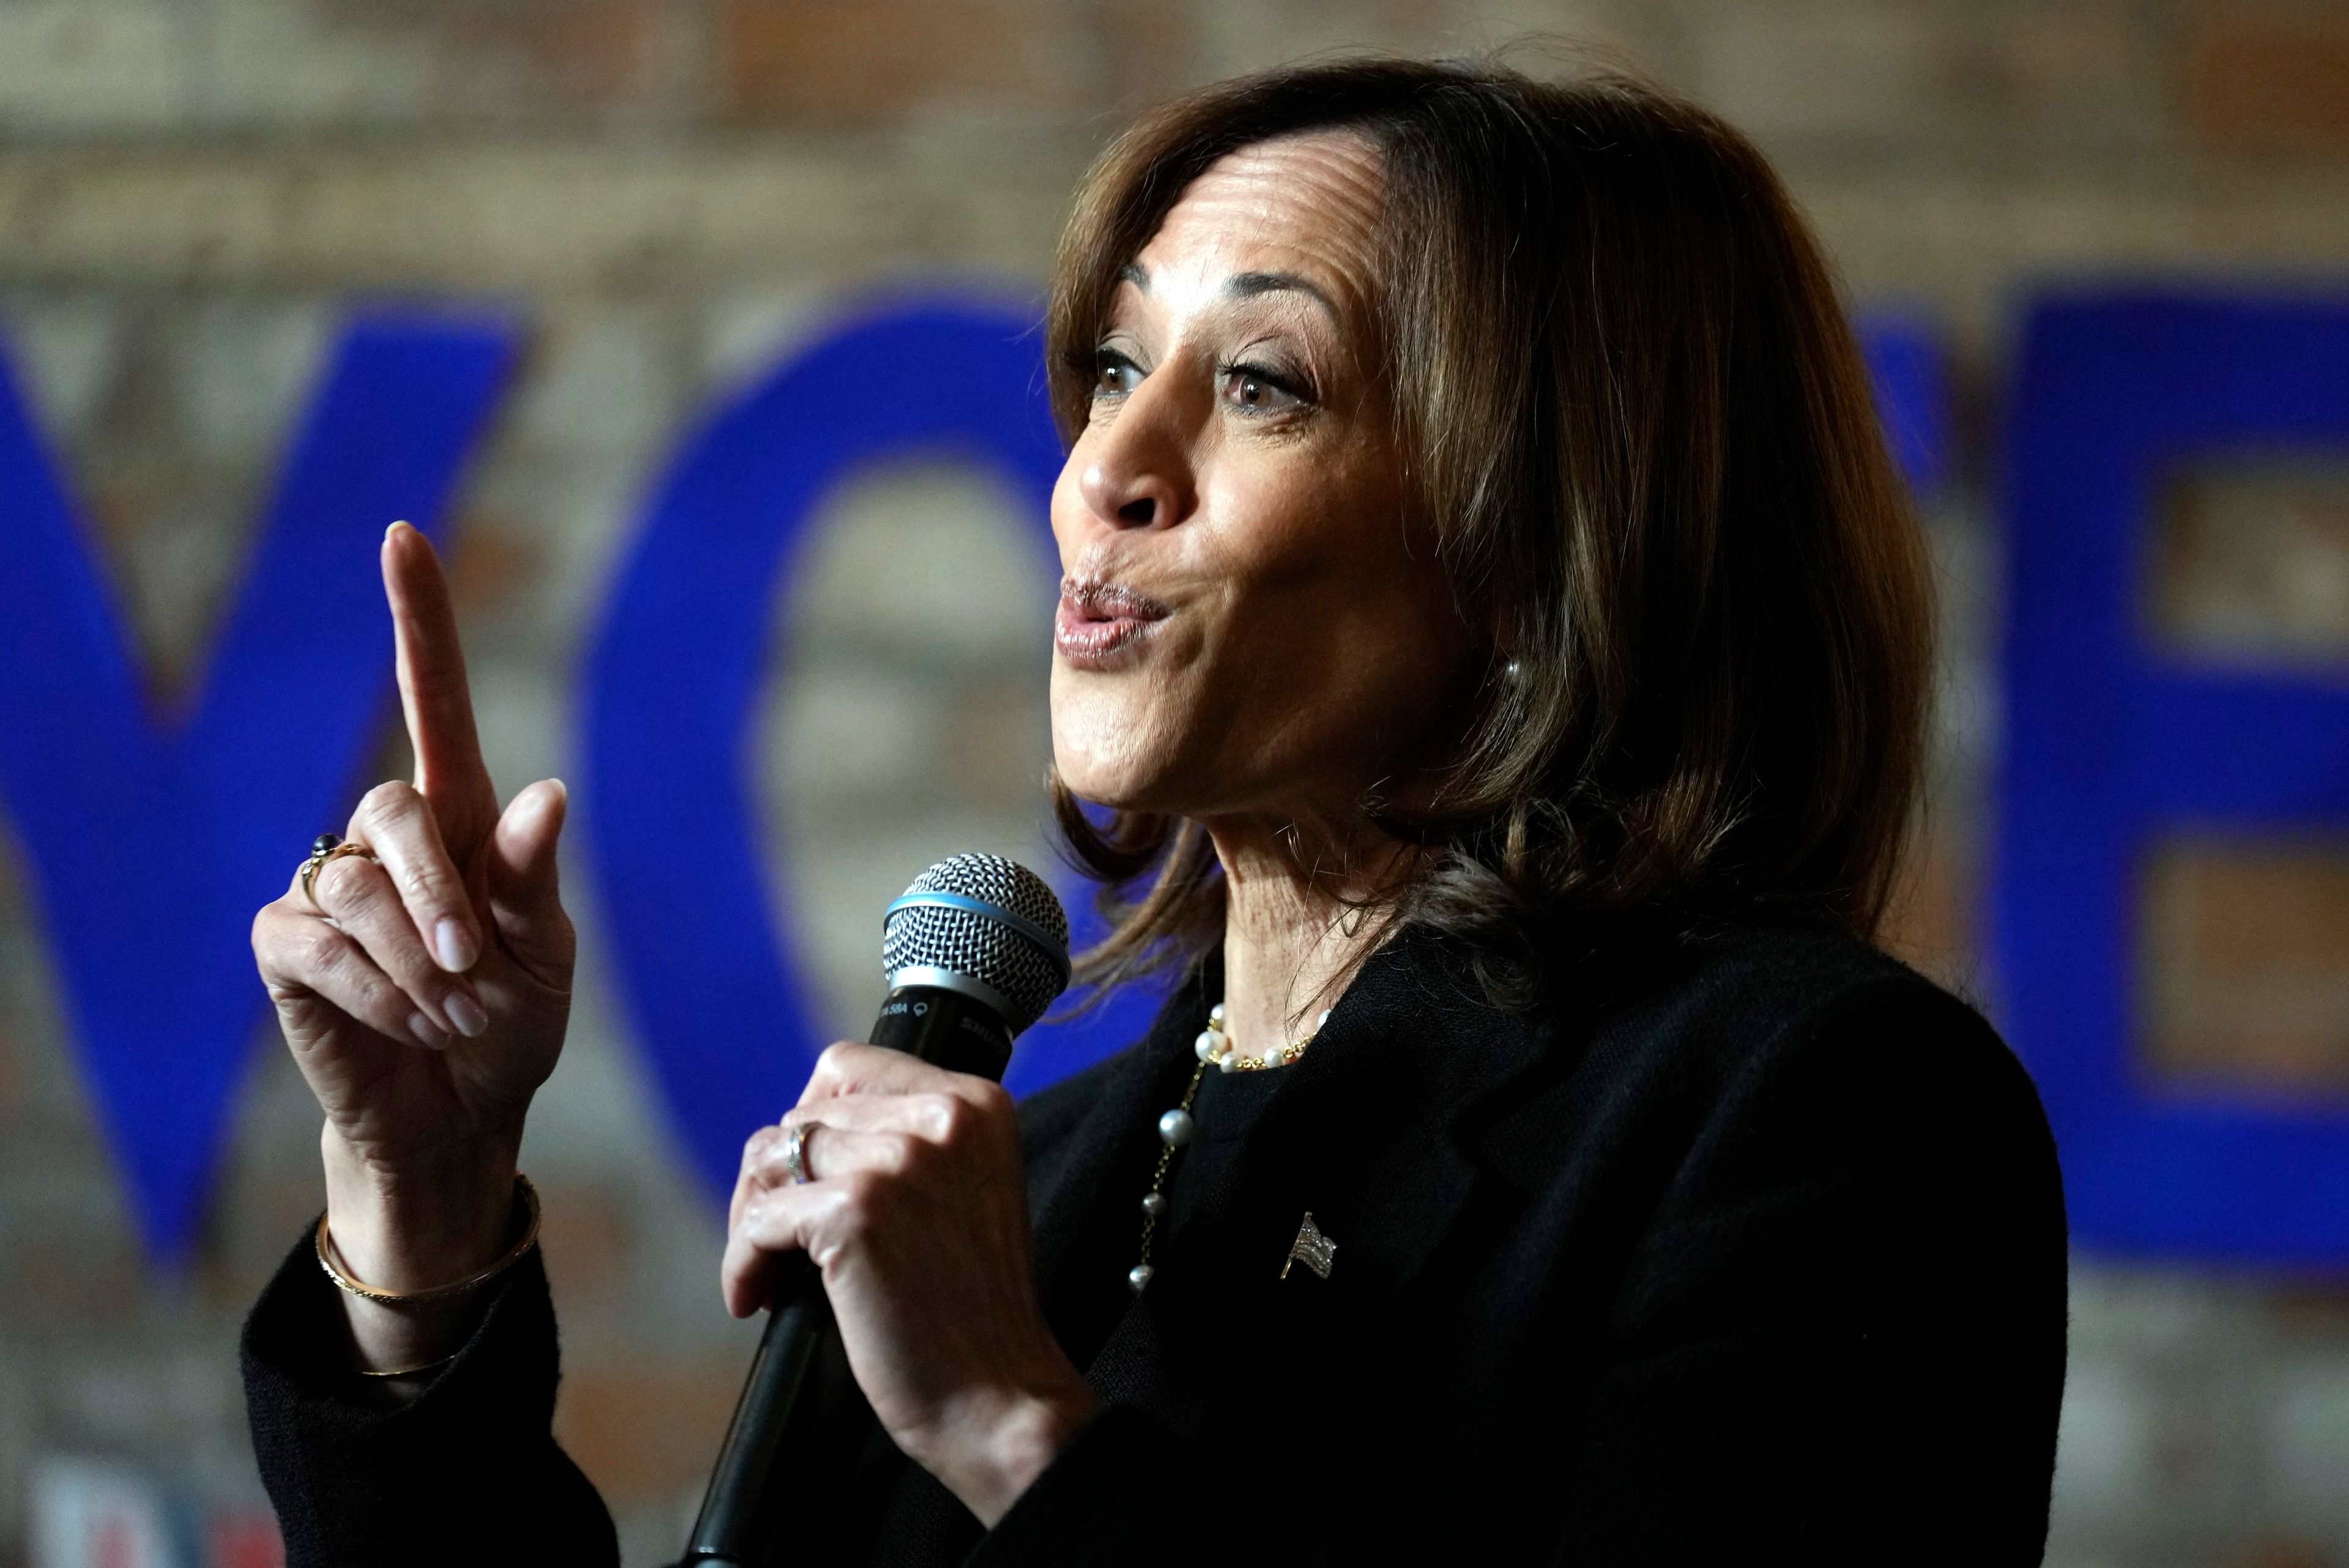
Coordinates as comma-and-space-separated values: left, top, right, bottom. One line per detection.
1155, 1049, 1286, 1250
243, 921, 2069, 1566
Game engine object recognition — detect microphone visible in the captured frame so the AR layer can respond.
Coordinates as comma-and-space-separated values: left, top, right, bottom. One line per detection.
681, 853, 1072, 1567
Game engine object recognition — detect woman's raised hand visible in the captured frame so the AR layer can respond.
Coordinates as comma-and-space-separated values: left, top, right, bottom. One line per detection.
251, 522, 573, 1367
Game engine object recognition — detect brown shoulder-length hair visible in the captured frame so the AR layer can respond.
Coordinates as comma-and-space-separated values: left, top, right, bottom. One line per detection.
1046, 55, 1932, 1005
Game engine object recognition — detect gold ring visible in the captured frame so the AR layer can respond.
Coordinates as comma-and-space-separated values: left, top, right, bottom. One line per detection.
300, 834, 378, 913
784, 1121, 815, 1184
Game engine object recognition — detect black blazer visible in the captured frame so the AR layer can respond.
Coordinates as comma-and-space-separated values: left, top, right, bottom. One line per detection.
244, 921, 2067, 1566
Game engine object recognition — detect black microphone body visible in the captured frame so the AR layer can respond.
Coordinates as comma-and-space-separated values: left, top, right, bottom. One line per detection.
681, 855, 1068, 1568
869, 982, 1018, 1077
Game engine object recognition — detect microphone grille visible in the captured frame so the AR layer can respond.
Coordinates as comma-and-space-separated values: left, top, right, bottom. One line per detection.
882, 853, 1071, 1034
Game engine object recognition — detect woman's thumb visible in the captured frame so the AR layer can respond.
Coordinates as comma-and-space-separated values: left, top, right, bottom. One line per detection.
487, 779, 570, 964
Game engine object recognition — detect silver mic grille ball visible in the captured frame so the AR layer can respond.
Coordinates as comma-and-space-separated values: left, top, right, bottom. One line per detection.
881, 853, 1072, 1035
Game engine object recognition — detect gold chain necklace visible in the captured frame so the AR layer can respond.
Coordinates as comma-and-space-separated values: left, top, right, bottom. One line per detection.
1127, 1003, 1329, 1295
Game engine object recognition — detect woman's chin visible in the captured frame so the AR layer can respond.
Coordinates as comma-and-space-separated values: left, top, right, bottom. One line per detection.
1050, 716, 1178, 816
1050, 752, 1155, 813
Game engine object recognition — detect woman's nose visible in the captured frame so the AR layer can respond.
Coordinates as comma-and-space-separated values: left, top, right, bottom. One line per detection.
1077, 398, 1194, 529
1080, 466, 1176, 527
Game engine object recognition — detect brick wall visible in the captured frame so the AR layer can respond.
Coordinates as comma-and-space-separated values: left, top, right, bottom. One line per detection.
3, 2, 2349, 1563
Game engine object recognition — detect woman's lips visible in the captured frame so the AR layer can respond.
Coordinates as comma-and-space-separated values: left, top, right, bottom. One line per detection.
1055, 580, 1171, 667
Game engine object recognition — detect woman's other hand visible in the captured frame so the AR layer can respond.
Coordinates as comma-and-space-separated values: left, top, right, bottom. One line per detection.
250, 522, 574, 1370
724, 1044, 1100, 1526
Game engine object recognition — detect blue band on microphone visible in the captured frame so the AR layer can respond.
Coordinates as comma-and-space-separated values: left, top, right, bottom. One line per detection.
884, 892, 1072, 985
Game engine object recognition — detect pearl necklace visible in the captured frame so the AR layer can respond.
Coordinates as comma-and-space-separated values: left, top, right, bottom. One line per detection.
1127, 1002, 1330, 1295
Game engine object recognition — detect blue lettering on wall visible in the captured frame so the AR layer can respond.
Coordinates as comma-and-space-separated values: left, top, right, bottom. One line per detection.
10, 286, 2349, 1265
1997, 293, 2349, 1265
0, 312, 518, 1261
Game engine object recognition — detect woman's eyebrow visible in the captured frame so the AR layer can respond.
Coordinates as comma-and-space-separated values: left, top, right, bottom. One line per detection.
1225, 270, 1337, 319
1113, 262, 1337, 321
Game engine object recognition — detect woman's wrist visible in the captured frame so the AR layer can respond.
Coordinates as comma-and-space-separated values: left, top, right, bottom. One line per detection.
926, 1377, 1102, 1529
319, 1126, 521, 1372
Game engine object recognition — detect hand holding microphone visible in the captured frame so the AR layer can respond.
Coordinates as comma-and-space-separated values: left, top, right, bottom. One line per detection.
692, 857, 1102, 1559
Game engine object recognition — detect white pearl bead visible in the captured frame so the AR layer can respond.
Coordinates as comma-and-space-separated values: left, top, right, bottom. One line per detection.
1194, 1028, 1225, 1063
1217, 1053, 1239, 1073
1208, 1003, 1226, 1025
1128, 1263, 1154, 1293
1318, 1009, 1332, 1028
1157, 1108, 1194, 1146
1141, 1192, 1167, 1218
1263, 1046, 1285, 1069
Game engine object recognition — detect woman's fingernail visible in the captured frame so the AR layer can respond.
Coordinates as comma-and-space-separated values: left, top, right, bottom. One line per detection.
435, 918, 478, 973
445, 992, 489, 1039
409, 1011, 450, 1051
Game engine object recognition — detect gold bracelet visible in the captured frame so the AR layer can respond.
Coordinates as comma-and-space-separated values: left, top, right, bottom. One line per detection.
315, 1174, 541, 1306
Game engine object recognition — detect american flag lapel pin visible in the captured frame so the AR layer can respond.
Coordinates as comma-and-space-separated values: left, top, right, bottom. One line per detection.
1283, 1211, 1336, 1280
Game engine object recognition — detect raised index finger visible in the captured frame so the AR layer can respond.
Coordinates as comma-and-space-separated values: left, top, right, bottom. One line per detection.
384, 522, 496, 853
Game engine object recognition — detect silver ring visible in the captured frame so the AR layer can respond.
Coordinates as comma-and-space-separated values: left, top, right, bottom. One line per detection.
782, 1121, 814, 1185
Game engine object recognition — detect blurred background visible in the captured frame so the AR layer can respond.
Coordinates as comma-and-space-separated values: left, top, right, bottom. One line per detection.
3, 1, 2349, 1564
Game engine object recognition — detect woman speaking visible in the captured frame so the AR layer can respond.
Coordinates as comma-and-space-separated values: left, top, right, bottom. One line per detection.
242, 55, 2066, 1566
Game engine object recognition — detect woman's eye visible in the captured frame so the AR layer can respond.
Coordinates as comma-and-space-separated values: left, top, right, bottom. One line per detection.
1220, 365, 1304, 414
1093, 352, 1142, 398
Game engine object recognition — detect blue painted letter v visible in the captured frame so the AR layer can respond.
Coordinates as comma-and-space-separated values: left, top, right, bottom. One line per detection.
0, 310, 519, 1262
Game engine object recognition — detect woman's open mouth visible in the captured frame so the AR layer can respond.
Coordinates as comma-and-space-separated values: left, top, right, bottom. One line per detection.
1055, 579, 1171, 669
